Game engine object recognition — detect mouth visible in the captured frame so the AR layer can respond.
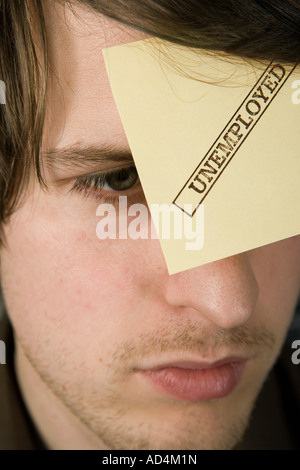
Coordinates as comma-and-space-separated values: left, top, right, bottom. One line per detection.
136, 357, 248, 402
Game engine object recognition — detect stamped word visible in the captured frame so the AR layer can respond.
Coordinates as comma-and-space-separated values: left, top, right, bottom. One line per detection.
174, 63, 296, 216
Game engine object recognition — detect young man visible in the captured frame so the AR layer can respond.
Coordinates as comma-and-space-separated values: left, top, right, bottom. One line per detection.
0, 0, 299, 450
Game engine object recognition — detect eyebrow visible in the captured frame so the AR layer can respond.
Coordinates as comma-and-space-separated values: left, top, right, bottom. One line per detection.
43, 144, 134, 171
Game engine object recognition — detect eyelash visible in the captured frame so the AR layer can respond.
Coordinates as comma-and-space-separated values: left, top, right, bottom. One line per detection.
70, 165, 141, 205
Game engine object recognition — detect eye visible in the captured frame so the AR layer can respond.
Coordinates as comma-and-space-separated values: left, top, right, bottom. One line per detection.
93, 166, 139, 191
70, 165, 141, 204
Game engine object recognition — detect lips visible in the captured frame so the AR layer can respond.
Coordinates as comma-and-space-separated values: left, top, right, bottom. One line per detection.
138, 358, 247, 402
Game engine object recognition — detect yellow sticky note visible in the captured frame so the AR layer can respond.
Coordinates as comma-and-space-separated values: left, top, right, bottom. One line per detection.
103, 39, 300, 274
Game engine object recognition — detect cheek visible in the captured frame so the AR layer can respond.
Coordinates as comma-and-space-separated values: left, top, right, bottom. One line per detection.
0, 196, 144, 354
249, 236, 300, 336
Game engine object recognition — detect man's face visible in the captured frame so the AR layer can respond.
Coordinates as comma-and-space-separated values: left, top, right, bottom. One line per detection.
0, 2, 300, 450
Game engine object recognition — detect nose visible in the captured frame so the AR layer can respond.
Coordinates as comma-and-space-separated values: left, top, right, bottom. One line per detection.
163, 254, 259, 329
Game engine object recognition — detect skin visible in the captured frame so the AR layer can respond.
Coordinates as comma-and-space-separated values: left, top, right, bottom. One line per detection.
0, 1, 300, 450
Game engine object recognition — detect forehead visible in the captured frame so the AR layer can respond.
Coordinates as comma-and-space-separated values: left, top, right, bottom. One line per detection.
43, 1, 148, 151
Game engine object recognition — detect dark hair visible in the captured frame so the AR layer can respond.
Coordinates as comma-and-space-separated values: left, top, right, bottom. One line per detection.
0, 0, 300, 237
